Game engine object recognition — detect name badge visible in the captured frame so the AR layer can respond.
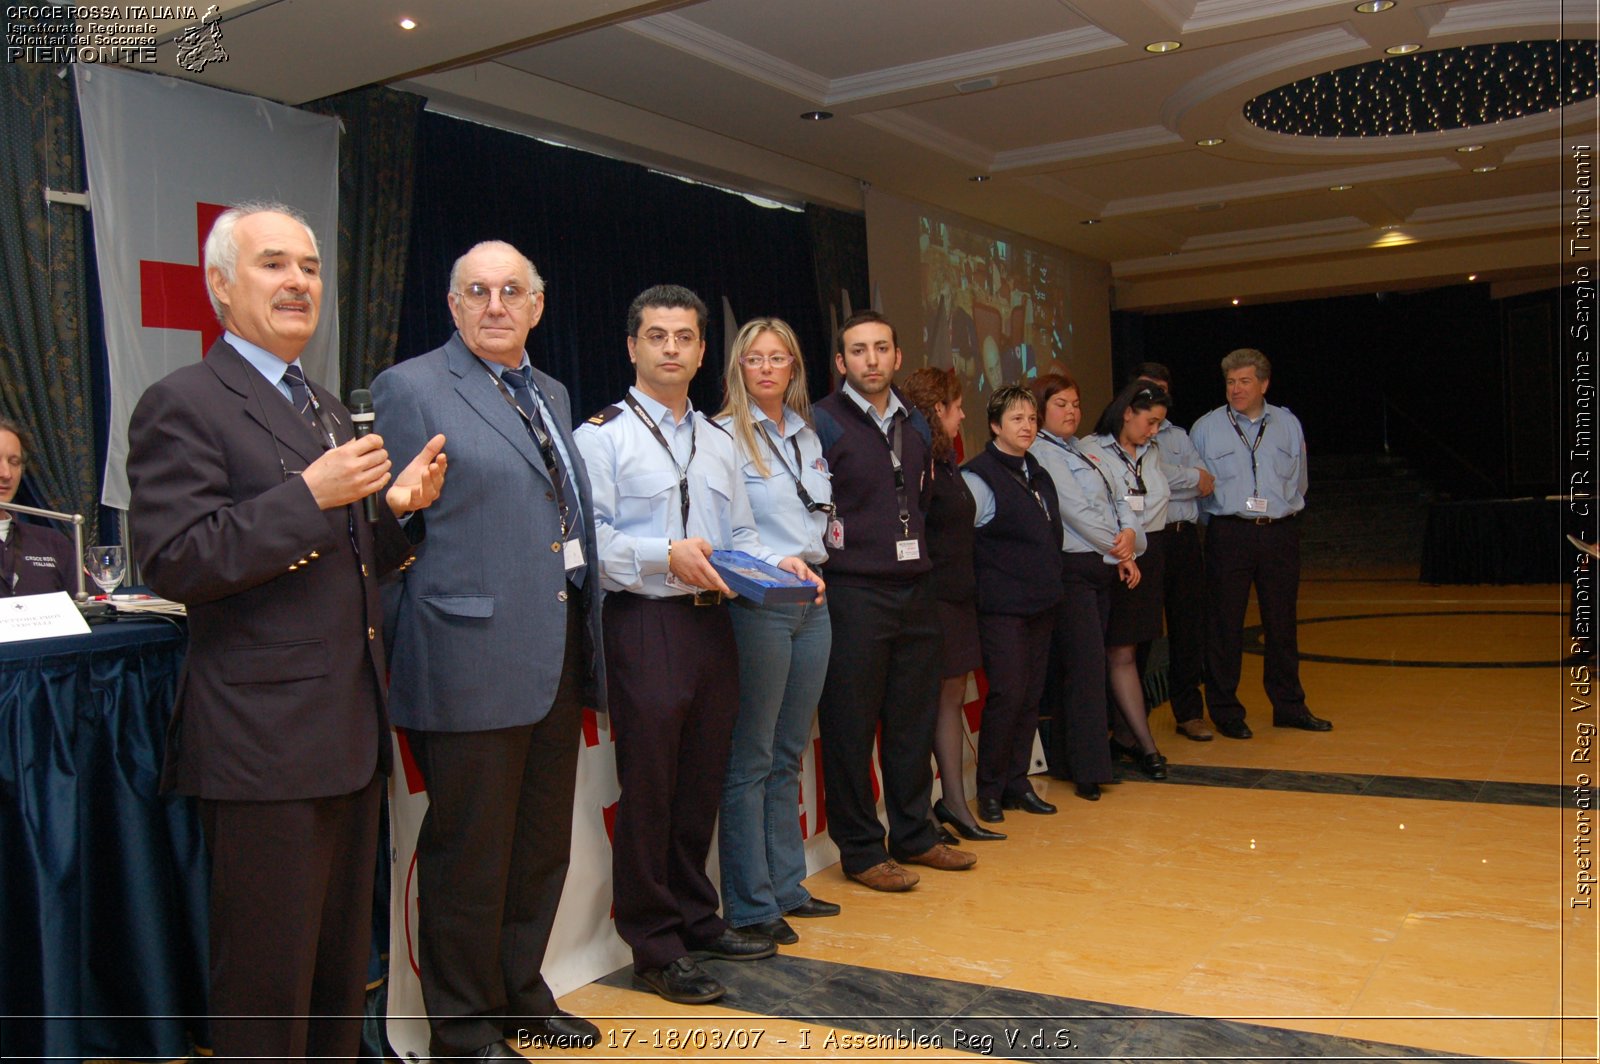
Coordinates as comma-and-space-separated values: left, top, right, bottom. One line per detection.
564, 538, 585, 572
1126, 495, 1145, 513
1245, 495, 1269, 513
826, 516, 845, 549
896, 538, 921, 562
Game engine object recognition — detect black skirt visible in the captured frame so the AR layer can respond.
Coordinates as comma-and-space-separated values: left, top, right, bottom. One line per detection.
937, 599, 983, 677
1105, 527, 1168, 645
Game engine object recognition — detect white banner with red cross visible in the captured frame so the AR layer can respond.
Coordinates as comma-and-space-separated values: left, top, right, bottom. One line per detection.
75, 65, 340, 510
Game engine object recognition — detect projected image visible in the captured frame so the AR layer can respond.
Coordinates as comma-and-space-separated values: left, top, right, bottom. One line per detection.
917, 216, 1074, 410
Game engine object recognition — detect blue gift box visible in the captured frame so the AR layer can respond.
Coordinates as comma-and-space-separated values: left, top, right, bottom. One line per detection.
710, 550, 818, 605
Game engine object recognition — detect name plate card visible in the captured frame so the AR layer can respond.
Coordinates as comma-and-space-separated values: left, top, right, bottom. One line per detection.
0, 592, 93, 644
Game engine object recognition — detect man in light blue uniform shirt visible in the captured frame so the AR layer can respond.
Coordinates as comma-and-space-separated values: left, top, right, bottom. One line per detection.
1190, 348, 1330, 739
575, 285, 818, 1008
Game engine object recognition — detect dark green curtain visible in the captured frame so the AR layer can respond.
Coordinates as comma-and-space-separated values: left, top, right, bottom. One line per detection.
0, 65, 100, 542
805, 202, 870, 365
303, 85, 426, 392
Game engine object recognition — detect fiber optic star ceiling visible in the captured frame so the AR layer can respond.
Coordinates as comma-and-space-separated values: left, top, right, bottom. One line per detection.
1243, 40, 1597, 138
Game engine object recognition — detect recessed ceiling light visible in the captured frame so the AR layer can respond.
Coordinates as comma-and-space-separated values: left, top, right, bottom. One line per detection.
800, 110, 833, 121
1472, 164, 1498, 173
1381, 223, 1402, 230
398, 17, 417, 30
969, 175, 990, 182
1467, 273, 1478, 281
1231, 298, 1241, 306
1196, 137, 1225, 147
1144, 41, 1182, 53
1081, 219, 1101, 225
1329, 184, 1354, 191
1354, 1, 1395, 13
1385, 43, 1421, 55
1455, 144, 1484, 152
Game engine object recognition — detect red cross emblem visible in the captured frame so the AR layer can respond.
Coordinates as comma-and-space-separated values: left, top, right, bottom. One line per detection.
139, 201, 228, 355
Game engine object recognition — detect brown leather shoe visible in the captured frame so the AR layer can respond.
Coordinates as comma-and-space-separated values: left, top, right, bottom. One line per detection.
1177, 719, 1214, 741
901, 843, 977, 871
847, 859, 920, 892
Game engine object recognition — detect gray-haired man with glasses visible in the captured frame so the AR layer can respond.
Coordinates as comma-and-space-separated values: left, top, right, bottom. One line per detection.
373, 240, 605, 1060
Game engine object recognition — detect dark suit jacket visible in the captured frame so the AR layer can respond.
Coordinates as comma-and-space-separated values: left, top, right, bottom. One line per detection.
127, 338, 413, 801
372, 332, 605, 730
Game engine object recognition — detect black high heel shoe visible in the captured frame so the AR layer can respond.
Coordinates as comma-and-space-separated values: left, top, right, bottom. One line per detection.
1109, 737, 1141, 763
1137, 751, 1169, 780
934, 798, 1007, 841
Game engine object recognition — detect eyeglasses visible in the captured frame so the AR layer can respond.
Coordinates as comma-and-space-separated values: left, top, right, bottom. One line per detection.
739, 353, 793, 369
637, 330, 700, 349
457, 283, 532, 310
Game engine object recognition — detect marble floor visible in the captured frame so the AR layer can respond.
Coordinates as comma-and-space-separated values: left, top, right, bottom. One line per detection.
547, 580, 1594, 1062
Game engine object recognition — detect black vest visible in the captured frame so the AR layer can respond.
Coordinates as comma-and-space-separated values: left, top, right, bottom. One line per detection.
964, 444, 1064, 616
814, 389, 933, 583
925, 453, 977, 604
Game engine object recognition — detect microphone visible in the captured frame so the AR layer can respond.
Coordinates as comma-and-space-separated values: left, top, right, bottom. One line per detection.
349, 388, 379, 522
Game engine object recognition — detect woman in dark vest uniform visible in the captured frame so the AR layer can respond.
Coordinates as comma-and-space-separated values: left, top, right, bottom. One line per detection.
960, 385, 1064, 822
0, 417, 78, 598
902, 368, 1003, 842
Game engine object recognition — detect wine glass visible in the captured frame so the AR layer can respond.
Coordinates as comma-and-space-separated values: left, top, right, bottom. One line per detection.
84, 545, 126, 596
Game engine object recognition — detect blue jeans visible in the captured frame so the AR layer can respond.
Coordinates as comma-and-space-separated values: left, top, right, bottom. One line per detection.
719, 596, 832, 926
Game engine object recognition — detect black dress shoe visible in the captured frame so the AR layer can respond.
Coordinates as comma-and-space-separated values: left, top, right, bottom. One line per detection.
688, 926, 776, 961
745, 917, 798, 944
1075, 782, 1101, 801
936, 823, 959, 846
934, 798, 1007, 840
635, 956, 725, 1004
787, 896, 840, 918
1002, 790, 1058, 815
1274, 711, 1333, 732
976, 797, 1005, 823
1137, 751, 1169, 780
506, 1010, 599, 1048
1214, 719, 1253, 740
1109, 737, 1142, 762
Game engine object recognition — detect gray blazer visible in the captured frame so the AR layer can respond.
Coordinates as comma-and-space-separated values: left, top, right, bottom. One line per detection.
373, 332, 606, 730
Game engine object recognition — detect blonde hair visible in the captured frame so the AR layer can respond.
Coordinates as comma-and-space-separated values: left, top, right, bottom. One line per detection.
718, 317, 813, 478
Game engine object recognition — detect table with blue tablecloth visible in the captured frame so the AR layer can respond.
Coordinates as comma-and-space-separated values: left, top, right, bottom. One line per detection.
0, 616, 208, 1062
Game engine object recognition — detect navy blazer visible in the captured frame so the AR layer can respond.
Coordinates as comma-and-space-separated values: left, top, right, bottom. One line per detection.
373, 332, 606, 731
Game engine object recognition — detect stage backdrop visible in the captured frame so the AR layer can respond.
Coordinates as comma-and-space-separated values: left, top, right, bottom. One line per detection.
75, 65, 340, 510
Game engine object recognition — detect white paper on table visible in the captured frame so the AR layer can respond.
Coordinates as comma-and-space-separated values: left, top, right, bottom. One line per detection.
0, 592, 94, 644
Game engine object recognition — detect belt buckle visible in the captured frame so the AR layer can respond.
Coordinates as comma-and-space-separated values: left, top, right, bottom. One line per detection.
692, 590, 723, 607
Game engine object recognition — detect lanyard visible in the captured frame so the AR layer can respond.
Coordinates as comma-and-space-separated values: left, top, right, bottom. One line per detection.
1226, 410, 1270, 497
759, 420, 834, 515
488, 368, 573, 539
625, 392, 696, 536
1107, 441, 1148, 495
885, 416, 911, 537
995, 453, 1051, 520
1041, 433, 1123, 531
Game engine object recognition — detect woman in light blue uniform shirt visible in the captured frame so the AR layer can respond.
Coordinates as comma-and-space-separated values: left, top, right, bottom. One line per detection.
716, 318, 839, 945
1084, 382, 1172, 780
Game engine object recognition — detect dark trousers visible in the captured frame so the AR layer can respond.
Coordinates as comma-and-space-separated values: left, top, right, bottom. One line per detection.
199, 773, 382, 1062
405, 597, 584, 1056
817, 577, 942, 874
1044, 552, 1115, 784
1138, 521, 1205, 722
1203, 515, 1307, 724
603, 593, 739, 972
976, 609, 1055, 801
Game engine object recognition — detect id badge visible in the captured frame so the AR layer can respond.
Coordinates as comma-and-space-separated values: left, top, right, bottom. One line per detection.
1126, 494, 1145, 513
1245, 495, 1269, 513
896, 538, 921, 562
826, 516, 845, 549
563, 538, 585, 572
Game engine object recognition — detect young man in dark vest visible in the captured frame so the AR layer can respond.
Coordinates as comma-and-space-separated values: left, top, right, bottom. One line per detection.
813, 311, 977, 892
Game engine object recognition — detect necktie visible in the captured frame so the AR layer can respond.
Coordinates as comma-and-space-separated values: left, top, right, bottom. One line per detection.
281, 364, 321, 432
502, 367, 585, 588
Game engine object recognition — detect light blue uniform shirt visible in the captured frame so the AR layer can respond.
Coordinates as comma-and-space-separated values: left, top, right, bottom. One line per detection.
1083, 433, 1171, 532
1190, 402, 1308, 521
719, 406, 831, 566
1029, 430, 1146, 562
576, 387, 779, 597
841, 381, 906, 433
228, 330, 312, 406
1153, 420, 1205, 524
475, 353, 584, 513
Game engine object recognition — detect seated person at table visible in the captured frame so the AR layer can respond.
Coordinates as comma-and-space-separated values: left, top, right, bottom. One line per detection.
0, 416, 77, 597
